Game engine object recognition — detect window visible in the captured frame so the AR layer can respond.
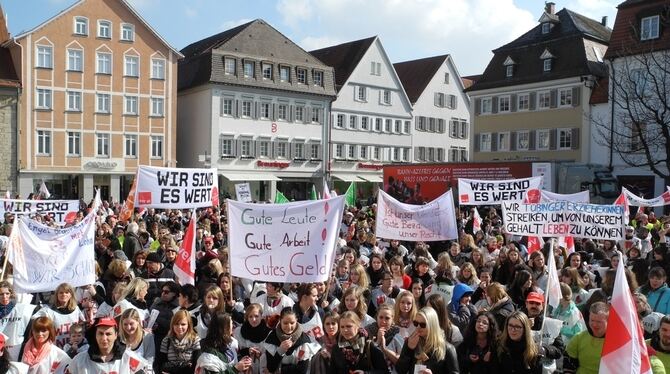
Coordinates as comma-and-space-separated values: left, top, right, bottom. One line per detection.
335, 144, 344, 159
313, 70, 323, 86
152, 59, 165, 79
537, 129, 550, 150
259, 140, 270, 158
67, 132, 80, 156
240, 139, 253, 158
96, 93, 110, 113
395, 120, 402, 133
542, 23, 551, 34
402, 148, 410, 162
124, 96, 138, 115
96, 52, 111, 74
121, 24, 134, 41
444, 72, 450, 84
393, 148, 401, 161
280, 66, 290, 82
375, 118, 382, 132
370, 62, 381, 76
436, 93, 446, 107
558, 128, 572, 149
67, 49, 83, 71
404, 121, 410, 134
221, 137, 234, 157
36, 89, 52, 109
417, 117, 426, 131
311, 107, 321, 123
450, 120, 458, 138
125, 135, 137, 158
124, 55, 139, 77
348, 145, 356, 159
67, 91, 82, 111
481, 97, 492, 114
278, 104, 288, 120
498, 132, 510, 151
506, 65, 514, 77
356, 86, 367, 101
221, 98, 233, 116
224, 58, 236, 75
427, 148, 435, 162
518, 93, 529, 111
96, 133, 110, 157
36, 46, 52, 68
151, 98, 164, 116
543, 59, 552, 72
98, 20, 111, 38
517, 131, 529, 151
447, 95, 457, 109
336, 114, 345, 128
361, 117, 369, 131
382, 90, 391, 105
538, 91, 550, 109
641, 16, 660, 41
293, 142, 304, 159
260, 103, 270, 119
243, 61, 255, 78
295, 106, 304, 122
372, 146, 380, 161
559, 88, 573, 106
74, 17, 88, 35
459, 120, 468, 138
37, 130, 51, 155
262, 63, 272, 79
349, 115, 357, 130
429, 118, 436, 132
437, 148, 445, 162
296, 68, 306, 84
499, 96, 510, 112
480, 133, 491, 152
416, 147, 426, 161
151, 136, 163, 158
310, 144, 320, 159
360, 145, 367, 160
242, 101, 252, 117
385, 119, 392, 133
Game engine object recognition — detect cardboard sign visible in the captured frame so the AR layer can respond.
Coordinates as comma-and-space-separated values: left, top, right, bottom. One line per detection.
235, 183, 252, 202
227, 196, 345, 283
458, 176, 543, 205
135, 166, 219, 209
502, 201, 625, 240
0, 199, 79, 224
376, 189, 458, 241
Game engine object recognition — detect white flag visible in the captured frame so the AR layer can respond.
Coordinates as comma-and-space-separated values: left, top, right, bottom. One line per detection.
39, 181, 50, 199
546, 241, 562, 311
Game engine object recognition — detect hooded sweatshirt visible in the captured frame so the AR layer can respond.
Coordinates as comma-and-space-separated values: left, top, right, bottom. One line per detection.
448, 283, 477, 332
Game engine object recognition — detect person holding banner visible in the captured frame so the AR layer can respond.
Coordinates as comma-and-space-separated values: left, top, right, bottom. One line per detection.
292, 283, 324, 344
255, 283, 295, 319
0, 282, 37, 361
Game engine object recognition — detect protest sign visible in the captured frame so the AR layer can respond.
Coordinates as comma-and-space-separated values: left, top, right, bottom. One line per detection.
622, 186, 670, 207
7, 209, 96, 293
227, 196, 345, 283
376, 189, 458, 241
135, 166, 219, 209
541, 190, 590, 203
502, 201, 625, 240
0, 199, 79, 224
235, 183, 252, 202
458, 176, 543, 205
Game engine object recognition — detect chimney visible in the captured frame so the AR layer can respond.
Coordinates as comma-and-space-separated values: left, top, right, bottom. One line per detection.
545, 2, 555, 15
601, 16, 608, 26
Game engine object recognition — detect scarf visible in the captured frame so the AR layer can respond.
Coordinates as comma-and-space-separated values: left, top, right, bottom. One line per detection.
337, 335, 367, 367
169, 335, 198, 362
275, 323, 303, 344
241, 320, 271, 343
0, 301, 15, 320
22, 338, 52, 367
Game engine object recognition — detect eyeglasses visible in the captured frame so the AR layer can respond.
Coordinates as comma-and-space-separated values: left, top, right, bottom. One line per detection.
507, 324, 524, 331
413, 320, 427, 328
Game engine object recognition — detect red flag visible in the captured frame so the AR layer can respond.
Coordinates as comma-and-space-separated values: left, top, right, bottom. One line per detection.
599, 252, 651, 373
119, 176, 138, 223
174, 214, 196, 285
323, 183, 331, 200
472, 208, 482, 234
558, 236, 575, 254
614, 192, 630, 224
527, 236, 544, 254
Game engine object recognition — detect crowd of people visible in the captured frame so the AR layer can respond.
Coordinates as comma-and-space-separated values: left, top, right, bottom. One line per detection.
0, 198, 669, 373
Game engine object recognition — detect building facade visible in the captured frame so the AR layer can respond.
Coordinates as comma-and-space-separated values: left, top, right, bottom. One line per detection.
0, 5, 19, 195
9, 0, 181, 201
177, 20, 336, 202
467, 3, 610, 166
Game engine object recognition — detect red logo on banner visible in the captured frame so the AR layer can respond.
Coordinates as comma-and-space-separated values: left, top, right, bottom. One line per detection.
460, 194, 469, 203
211, 187, 220, 207
526, 189, 541, 203
137, 192, 152, 205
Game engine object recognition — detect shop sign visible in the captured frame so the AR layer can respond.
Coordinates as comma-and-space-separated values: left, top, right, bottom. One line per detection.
257, 160, 290, 169
357, 163, 383, 170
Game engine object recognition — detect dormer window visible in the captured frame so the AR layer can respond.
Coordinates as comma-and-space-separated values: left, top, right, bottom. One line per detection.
641, 15, 660, 41
540, 49, 555, 72
503, 56, 516, 78
542, 23, 551, 34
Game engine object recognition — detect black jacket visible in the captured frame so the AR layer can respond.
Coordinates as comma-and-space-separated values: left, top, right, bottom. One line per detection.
395, 339, 459, 374
489, 298, 516, 331
264, 330, 312, 374
493, 340, 542, 374
329, 338, 390, 374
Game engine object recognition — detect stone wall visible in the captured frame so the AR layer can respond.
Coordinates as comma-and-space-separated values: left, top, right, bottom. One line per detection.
0, 91, 18, 194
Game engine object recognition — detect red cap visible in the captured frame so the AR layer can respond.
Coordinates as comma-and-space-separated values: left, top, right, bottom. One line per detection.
526, 292, 544, 304
0, 333, 5, 351
95, 317, 117, 328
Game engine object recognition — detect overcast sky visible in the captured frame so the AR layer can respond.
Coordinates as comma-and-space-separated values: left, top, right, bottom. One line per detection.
3, 0, 620, 76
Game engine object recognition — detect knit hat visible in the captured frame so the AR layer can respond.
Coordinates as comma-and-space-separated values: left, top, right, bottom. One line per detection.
146, 252, 162, 263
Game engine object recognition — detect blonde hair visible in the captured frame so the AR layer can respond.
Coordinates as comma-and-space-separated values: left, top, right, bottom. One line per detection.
417, 306, 446, 361
458, 262, 480, 285
376, 303, 395, 320
559, 282, 572, 302
436, 252, 455, 272
338, 286, 368, 321
486, 282, 508, 304
204, 286, 226, 314
393, 290, 417, 324
50, 283, 78, 311
119, 278, 148, 301
108, 259, 128, 278
349, 263, 370, 289
339, 311, 362, 329
119, 308, 143, 345
499, 311, 539, 369
169, 310, 198, 341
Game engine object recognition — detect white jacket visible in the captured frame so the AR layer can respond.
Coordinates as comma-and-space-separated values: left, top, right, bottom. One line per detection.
195, 351, 238, 373
32, 306, 85, 348
22, 345, 70, 374
0, 303, 37, 360
57, 349, 148, 374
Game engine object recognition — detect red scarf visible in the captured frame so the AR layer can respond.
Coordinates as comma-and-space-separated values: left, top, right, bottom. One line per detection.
22, 338, 52, 367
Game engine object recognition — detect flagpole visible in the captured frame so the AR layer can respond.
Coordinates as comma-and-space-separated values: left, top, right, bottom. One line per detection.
539, 239, 553, 336
0, 218, 18, 282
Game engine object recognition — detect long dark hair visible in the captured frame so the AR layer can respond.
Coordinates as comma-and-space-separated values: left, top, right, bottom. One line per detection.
462, 311, 498, 348
201, 312, 233, 351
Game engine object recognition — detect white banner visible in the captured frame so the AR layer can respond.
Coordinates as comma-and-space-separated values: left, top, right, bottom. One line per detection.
7, 209, 97, 293
227, 196, 345, 283
376, 189, 458, 241
135, 165, 219, 209
0, 199, 79, 224
541, 190, 590, 203
502, 201, 625, 240
235, 183, 252, 203
622, 186, 670, 207
458, 176, 543, 205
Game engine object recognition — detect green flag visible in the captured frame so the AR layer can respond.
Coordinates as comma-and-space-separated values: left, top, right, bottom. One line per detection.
274, 190, 289, 204
344, 182, 356, 206
310, 185, 317, 200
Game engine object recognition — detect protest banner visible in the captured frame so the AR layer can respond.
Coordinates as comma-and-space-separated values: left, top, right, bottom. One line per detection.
7, 207, 97, 293
502, 201, 625, 240
227, 196, 345, 283
235, 183, 252, 203
622, 186, 670, 207
0, 199, 79, 224
458, 176, 543, 205
376, 189, 458, 241
541, 190, 590, 203
135, 166, 219, 209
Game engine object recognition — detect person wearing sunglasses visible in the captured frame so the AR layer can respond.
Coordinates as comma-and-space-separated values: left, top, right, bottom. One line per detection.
396, 306, 458, 374
494, 311, 542, 373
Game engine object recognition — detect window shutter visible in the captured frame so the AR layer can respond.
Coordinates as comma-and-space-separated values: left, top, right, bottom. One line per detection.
253, 102, 258, 119
510, 132, 517, 151
305, 107, 312, 122
289, 105, 294, 122
529, 130, 536, 150
234, 138, 241, 157
474, 134, 480, 152
434, 93, 439, 107
550, 89, 558, 108
271, 104, 277, 121
451, 95, 457, 109
415, 117, 420, 130
492, 97, 499, 114
510, 94, 517, 112
475, 98, 481, 115
572, 87, 581, 107
249, 139, 256, 157
234, 100, 240, 118
353, 86, 357, 100
272, 142, 278, 158
491, 132, 498, 151
529, 92, 536, 110
571, 128, 580, 149
438, 119, 445, 133
549, 129, 557, 150
255, 140, 261, 156
219, 97, 224, 116
449, 120, 455, 138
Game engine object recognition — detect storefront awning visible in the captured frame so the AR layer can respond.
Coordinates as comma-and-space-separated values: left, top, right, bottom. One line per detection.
331, 173, 364, 182
359, 174, 383, 183
221, 173, 282, 182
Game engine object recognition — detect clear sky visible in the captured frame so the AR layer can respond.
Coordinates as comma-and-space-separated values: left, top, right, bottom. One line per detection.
1, 0, 620, 76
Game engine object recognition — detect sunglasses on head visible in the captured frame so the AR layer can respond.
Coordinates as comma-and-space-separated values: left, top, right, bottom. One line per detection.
413, 320, 427, 328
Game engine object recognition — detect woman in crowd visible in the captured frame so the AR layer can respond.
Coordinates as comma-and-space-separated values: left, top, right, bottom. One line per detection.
528, 251, 548, 291
367, 253, 389, 288
365, 304, 404, 372
389, 256, 412, 290
507, 270, 539, 308
156, 310, 201, 374
395, 306, 459, 374
113, 277, 150, 324
434, 252, 458, 285
263, 307, 316, 374
32, 282, 85, 347
338, 286, 375, 328
410, 278, 426, 308
20, 316, 69, 373
369, 271, 400, 318
129, 250, 148, 279
560, 268, 590, 306
426, 293, 463, 347
409, 257, 434, 289
494, 248, 525, 285
458, 262, 480, 288
101, 259, 131, 298
550, 283, 587, 344
330, 311, 389, 374
485, 282, 516, 331
394, 290, 417, 339
255, 282, 294, 319
493, 311, 542, 373
469, 248, 487, 276
197, 286, 226, 339
311, 310, 340, 373
292, 283, 324, 342
96, 282, 126, 319
349, 263, 372, 294
119, 308, 155, 369
458, 311, 498, 374
234, 303, 271, 374
196, 313, 252, 374
0, 281, 37, 360
217, 272, 244, 323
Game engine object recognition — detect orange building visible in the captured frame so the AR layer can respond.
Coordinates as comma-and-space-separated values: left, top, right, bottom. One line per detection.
8, 0, 181, 201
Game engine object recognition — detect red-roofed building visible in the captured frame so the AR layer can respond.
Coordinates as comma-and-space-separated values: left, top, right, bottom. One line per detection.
0, 3, 20, 194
